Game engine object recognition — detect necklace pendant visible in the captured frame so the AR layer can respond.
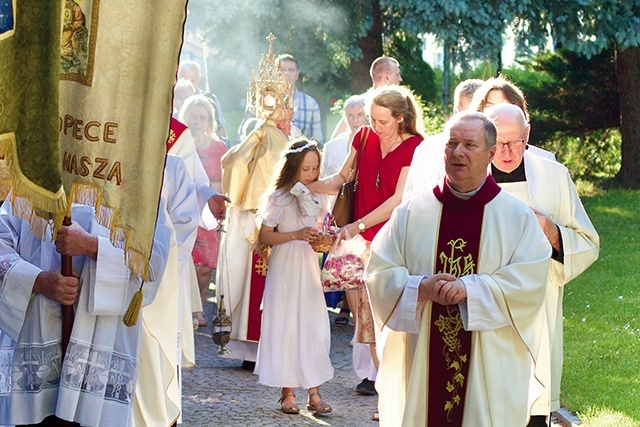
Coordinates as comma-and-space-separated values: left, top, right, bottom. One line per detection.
375, 170, 380, 189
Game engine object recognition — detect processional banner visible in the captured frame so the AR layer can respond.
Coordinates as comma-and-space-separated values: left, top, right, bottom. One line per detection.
0, 0, 188, 280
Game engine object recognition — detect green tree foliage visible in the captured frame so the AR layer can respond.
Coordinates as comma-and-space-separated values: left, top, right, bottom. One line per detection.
512, 49, 619, 140
548, 130, 621, 181
387, 0, 640, 187
503, 49, 623, 181
385, 32, 439, 104
513, 1, 640, 57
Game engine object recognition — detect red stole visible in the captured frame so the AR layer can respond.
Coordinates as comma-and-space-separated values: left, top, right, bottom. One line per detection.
427, 177, 501, 426
167, 117, 187, 152
246, 251, 267, 341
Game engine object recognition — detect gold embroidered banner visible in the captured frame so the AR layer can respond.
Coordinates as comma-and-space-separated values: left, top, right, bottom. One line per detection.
58, 0, 188, 279
0, 1, 187, 279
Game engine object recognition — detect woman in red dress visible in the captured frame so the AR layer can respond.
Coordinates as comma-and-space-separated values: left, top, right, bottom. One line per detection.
309, 85, 423, 414
180, 95, 229, 327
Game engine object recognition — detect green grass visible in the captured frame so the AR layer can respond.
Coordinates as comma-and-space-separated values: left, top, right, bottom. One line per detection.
562, 189, 640, 426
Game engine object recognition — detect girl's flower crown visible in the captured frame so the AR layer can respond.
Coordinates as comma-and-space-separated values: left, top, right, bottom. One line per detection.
281, 139, 318, 157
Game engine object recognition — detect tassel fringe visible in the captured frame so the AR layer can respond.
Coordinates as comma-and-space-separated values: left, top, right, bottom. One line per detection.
123, 287, 144, 327
68, 182, 151, 281
0, 133, 67, 241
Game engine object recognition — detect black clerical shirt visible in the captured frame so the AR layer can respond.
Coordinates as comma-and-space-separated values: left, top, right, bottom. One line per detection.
491, 159, 564, 263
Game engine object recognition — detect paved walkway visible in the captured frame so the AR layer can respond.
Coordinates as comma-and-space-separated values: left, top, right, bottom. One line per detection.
182, 292, 567, 426
182, 296, 377, 427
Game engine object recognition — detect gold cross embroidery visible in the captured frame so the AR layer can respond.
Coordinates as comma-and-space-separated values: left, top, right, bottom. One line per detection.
254, 257, 268, 276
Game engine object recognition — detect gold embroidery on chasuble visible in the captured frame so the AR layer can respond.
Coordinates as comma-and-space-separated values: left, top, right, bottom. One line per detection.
433, 238, 476, 422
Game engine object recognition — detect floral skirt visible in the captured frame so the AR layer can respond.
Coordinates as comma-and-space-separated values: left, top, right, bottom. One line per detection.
355, 287, 375, 344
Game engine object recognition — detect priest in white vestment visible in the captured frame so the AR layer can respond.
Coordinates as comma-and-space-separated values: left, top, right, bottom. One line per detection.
218, 117, 291, 363
168, 118, 228, 368
365, 111, 551, 427
485, 103, 599, 414
133, 155, 199, 427
0, 200, 171, 426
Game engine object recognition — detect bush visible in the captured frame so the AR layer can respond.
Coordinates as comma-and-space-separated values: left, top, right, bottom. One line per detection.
540, 129, 621, 181
502, 49, 621, 183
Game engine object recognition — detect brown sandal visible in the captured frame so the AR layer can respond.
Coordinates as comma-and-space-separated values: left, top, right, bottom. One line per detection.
278, 392, 300, 414
307, 391, 332, 415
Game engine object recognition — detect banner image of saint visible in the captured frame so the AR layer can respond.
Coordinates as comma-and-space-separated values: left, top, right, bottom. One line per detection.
60, 0, 98, 86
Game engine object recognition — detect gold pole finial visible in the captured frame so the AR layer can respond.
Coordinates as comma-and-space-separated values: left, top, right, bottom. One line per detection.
266, 33, 276, 58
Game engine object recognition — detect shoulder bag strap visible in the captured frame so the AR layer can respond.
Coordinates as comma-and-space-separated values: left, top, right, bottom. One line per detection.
347, 126, 370, 182
352, 126, 370, 190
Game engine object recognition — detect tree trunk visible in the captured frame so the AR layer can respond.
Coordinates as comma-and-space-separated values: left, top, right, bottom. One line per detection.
442, 43, 450, 108
349, 0, 383, 94
616, 45, 640, 189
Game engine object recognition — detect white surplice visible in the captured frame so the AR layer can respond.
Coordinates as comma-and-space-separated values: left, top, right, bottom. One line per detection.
168, 126, 218, 368
0, 202, 171, 426
365, 181, 551, 427
321, 131, 351, 178
402, 132, 446, 201
133, 155, 199, 427
499, 152, 599, 412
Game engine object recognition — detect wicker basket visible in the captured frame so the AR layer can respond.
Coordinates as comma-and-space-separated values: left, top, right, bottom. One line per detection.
311, 233, 337, 253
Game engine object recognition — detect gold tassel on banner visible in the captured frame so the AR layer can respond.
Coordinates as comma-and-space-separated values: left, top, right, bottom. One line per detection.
123, 284, 144, 327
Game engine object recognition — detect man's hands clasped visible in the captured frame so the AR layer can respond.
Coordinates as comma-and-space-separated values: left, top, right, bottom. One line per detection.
418, 273, 467, 305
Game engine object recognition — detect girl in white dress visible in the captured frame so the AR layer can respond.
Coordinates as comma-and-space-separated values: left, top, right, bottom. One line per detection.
255, 138, 334, 415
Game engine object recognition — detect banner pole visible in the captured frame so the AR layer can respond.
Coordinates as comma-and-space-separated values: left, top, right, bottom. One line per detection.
60, 216, 74, 358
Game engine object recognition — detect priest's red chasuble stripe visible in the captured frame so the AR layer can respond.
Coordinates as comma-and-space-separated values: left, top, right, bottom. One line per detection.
427, 177, 501, 426
247, 251, 268, 341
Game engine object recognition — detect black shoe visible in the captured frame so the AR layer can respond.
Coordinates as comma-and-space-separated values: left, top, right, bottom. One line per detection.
241, 360, 255, 371
356, 378, 377, 395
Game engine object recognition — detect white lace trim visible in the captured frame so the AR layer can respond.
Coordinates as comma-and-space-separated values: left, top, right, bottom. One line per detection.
8, 340, 62, 395
61, 340, 138, 405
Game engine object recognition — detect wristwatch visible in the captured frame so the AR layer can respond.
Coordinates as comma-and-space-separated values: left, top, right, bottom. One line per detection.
357, 219, 366, 232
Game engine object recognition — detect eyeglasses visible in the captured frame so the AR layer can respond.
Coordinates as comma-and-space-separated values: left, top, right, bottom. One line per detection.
496, 139, 526, 150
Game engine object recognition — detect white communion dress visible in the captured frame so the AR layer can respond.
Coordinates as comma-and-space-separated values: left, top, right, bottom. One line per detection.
255, 189, 334, 388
